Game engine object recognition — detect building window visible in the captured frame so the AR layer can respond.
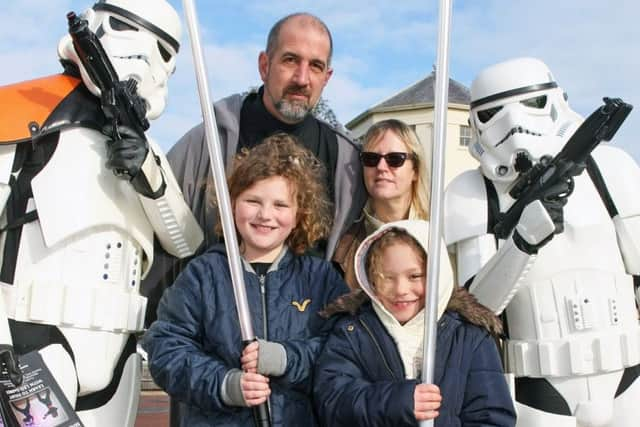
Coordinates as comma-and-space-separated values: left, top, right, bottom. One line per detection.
459, 125, 472, 147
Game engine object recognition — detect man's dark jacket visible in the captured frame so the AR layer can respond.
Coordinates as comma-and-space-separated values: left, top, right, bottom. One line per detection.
142, 91, 366, 324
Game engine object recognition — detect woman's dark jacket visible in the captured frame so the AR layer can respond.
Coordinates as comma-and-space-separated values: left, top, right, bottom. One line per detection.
313, 288, 516, 427
142, 245, 348, 426
332, 217, 367, 290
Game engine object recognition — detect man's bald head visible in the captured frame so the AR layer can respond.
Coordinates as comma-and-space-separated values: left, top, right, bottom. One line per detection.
265, 13, 333, 66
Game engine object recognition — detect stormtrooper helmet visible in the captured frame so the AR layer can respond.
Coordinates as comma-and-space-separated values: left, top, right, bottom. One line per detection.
58, 0, 181, 119
468, 57, 583, 183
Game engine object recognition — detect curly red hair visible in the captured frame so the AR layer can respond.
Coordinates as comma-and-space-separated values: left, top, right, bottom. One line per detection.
213, 133, 332, 254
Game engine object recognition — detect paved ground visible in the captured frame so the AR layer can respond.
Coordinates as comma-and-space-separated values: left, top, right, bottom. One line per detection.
135, 391, 170, 427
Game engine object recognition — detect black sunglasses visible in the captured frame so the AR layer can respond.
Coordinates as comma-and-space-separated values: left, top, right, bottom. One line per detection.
360, 151, 414, 168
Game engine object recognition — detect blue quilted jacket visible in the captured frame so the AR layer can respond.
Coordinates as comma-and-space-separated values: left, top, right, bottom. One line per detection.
314, 295, 516, 427
143, 245, 348, 426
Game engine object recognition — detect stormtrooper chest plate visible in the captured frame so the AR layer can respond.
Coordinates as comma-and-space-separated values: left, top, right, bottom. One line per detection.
504, 173, 640, 377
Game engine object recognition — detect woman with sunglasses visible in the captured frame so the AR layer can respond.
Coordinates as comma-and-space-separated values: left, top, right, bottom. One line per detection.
333, 119, 430, 288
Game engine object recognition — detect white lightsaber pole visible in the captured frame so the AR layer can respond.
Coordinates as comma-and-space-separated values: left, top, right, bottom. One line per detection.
181, 0, 255, 345
182, 3, 271, 425
420, 0, 453, 426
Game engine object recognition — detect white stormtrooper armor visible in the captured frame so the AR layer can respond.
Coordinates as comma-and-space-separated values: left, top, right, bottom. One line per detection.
445, 57, 640, 426
0, 1, 203, 426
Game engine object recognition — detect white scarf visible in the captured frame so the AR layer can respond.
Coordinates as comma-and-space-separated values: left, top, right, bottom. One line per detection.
372, 301, 425, 379
353, 220, 455, 380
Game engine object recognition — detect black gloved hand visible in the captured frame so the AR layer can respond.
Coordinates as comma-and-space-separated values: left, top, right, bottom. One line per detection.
102, 124, 166, 199
513, 176, 573, 255
539, 176, 573, 235
0, 345, 22, 387
102, 124, 149, 180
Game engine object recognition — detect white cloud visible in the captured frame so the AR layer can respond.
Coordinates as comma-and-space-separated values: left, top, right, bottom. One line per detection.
0, 1, 72, 45
0, 48, 58, 85
323, 73, 392, 127
150, 39, 262, 150
1, 1, 638, 162
0, 1, 84, 85
202, 43, 263, 97
450, 0, 640, 159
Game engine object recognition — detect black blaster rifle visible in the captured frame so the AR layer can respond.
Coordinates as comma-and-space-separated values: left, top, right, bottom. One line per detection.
493, 97, 633, 240
66, 11, 149, 177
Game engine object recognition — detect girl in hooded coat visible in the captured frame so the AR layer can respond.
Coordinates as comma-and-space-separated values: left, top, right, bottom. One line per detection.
314, 220, 516, 426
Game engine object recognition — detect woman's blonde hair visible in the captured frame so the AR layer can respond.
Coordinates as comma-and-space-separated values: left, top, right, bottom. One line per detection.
214, 133, 332, 255
364, 228, 426, 288
362, 119, 430, 219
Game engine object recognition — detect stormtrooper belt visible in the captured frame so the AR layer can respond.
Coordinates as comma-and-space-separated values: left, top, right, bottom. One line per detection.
0, 281, 146, 333
507, 330, 640, 377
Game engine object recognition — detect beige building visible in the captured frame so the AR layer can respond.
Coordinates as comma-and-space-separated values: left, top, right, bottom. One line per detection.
347, 72, 478, 185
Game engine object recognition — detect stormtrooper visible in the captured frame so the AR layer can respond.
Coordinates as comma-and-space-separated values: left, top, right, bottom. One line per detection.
444, 57, 640, 426
0, 1, 203, 426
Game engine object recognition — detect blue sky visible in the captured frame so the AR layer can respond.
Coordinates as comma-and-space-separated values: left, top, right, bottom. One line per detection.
1, 0, 639, 162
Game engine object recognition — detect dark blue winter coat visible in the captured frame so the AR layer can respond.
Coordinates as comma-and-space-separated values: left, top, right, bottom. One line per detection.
313, 290, 516, 427
142, 245, 348, 426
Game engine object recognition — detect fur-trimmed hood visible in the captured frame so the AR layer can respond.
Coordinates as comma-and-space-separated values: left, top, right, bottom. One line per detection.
323, 286, 502, 337
323, 219, 502, 336
355, 220, 454, 325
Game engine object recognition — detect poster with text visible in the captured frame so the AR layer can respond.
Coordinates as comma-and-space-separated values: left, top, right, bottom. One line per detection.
0, 350, 82, 427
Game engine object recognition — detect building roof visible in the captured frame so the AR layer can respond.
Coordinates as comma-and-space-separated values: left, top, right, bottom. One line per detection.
347, 72, 470, 128
376, 72, 470, 109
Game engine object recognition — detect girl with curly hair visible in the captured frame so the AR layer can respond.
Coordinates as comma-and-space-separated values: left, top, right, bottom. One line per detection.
143, 133, 348, 426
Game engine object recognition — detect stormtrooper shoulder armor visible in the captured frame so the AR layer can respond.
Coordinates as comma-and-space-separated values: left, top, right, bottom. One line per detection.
0, 75, 83, 144
591, 145, 640, 274
591, 145, 640, 218
444, 168, 489, 246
